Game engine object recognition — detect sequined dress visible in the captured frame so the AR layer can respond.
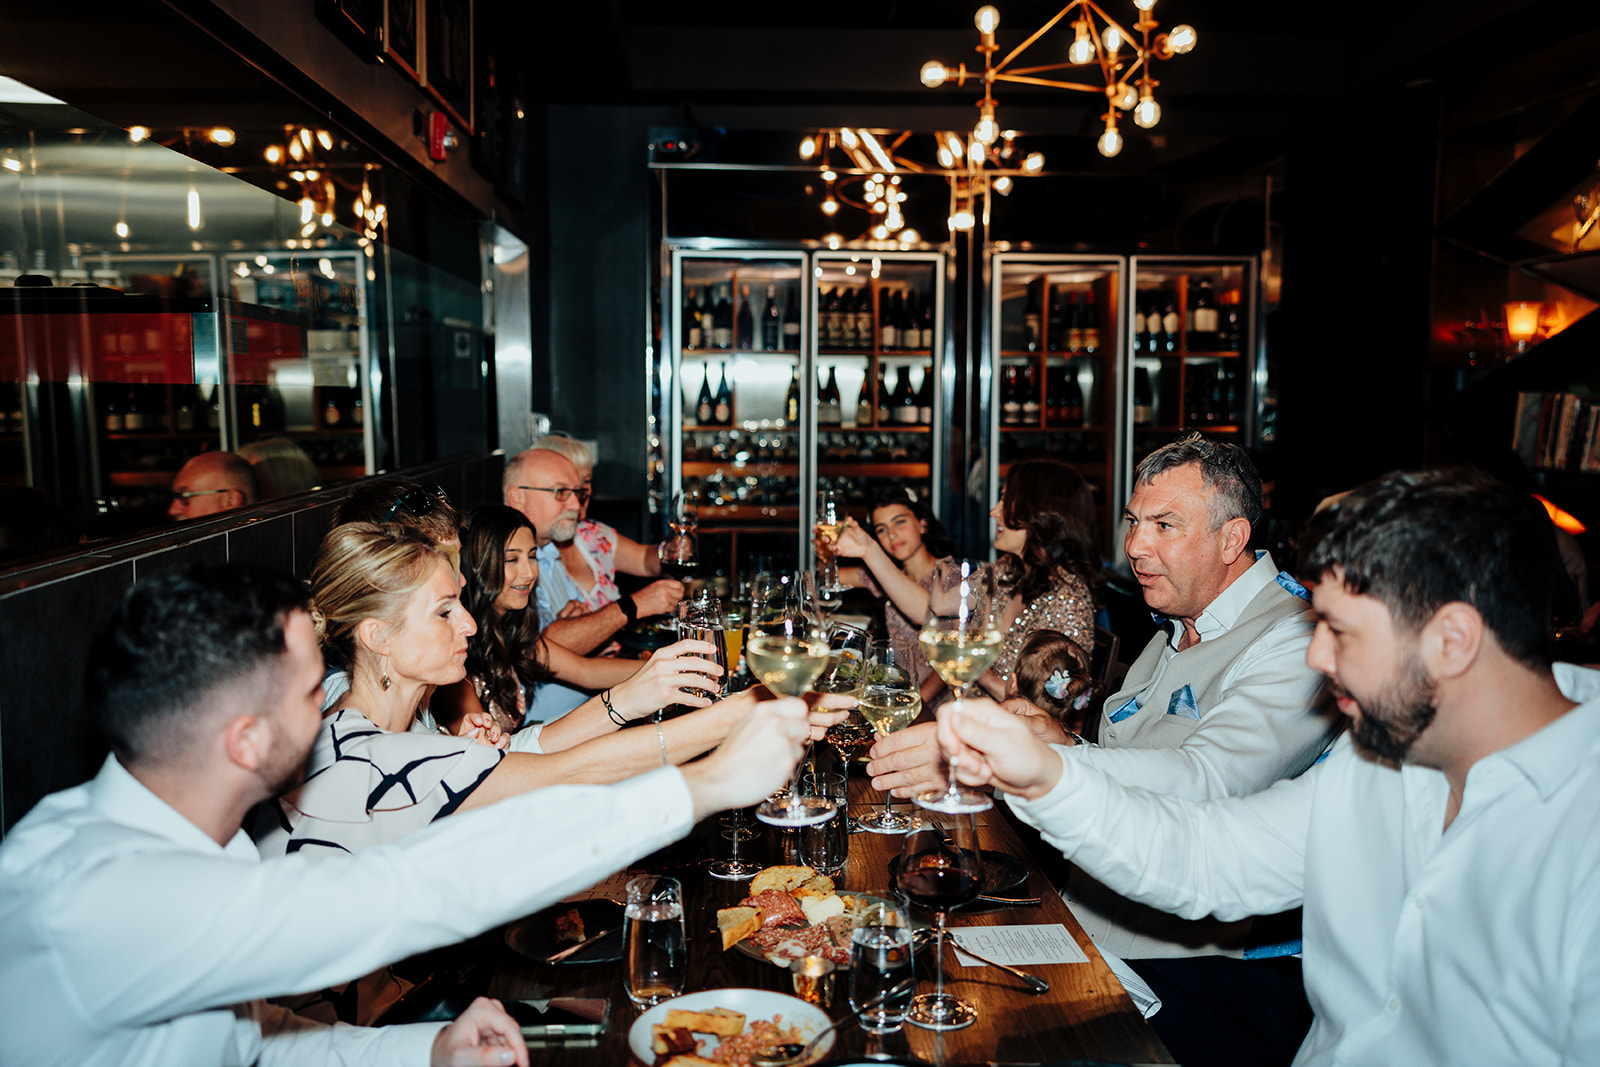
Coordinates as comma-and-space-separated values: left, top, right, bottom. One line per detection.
986, 564, 1095, 685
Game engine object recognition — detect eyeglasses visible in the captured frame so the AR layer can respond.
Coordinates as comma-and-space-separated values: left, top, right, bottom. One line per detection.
515, 485, 590, 504
382, 484, 450, 522
170, 488, 233, 502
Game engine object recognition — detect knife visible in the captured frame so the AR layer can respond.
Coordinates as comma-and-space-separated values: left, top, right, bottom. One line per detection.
544, 925, 619, 964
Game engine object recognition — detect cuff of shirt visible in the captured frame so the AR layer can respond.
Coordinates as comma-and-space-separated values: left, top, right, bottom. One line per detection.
508, 723, 545, 754
387, 1022, 445, 1065
622, 765, 697, 842
1003, 747, 1084, 843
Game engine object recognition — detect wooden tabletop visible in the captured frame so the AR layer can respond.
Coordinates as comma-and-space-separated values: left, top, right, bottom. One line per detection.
484, 757, 1173, 1066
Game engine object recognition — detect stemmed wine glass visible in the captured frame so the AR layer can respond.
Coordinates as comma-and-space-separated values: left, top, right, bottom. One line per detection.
856, 639, 920, 834
895, 814, 984, 1030
815, 487, 847, 594
916, 560, 1001, 814
746, 597, 836, 827
659, 492, 699, 592
818, 623, 870, 830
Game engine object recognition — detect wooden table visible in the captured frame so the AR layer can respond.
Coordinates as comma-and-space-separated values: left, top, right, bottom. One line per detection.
483, 760, 1174, 1066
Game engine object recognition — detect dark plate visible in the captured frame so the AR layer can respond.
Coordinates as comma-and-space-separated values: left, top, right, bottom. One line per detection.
887, 849, 1029, 898
504, 898, 624, 966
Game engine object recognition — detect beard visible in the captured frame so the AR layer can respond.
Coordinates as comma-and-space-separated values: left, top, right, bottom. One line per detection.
1346, 655, 1437, 763
549, 513, 579, 542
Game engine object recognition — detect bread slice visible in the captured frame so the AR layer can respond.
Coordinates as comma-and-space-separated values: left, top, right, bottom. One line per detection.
792, 873, 835, 900
651, 1025, 698, 1056
716, 905, 764, 949
663, 1006, 746, 1036
749, 865, 815, 897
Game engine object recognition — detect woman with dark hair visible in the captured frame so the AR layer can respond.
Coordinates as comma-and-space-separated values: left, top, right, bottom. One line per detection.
833, 487, 956, 691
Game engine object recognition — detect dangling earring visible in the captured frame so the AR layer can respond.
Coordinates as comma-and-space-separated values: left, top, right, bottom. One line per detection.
380, 655, 392, 691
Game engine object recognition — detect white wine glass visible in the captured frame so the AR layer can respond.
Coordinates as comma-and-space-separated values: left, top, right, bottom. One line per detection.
815, 487, 847, 593
916, 560, 1000, 814
856, 639, 920, 834
747, 601, 836, 827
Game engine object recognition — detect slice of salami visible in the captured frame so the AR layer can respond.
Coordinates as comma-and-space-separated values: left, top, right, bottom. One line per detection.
740, 889, 806, 928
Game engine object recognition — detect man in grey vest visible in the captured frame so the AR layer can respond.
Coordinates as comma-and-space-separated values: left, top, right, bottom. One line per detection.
868, 433, 1339, 1065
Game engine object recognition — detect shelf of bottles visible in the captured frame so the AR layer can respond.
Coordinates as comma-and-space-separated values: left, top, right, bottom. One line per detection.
992, 256, 1122, 540
224, 251, 371, 481
1127, 258, 1254, 474
675, 252, 809, 579
811, 252, 943, 523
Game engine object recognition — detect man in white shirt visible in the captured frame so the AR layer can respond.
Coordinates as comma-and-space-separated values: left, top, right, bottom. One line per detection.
0, 563, 810, 1067
871, 434, 1338, 1062
939, 467, 1599, 1066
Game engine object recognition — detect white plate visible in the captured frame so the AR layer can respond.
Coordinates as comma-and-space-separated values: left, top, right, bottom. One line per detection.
627, 987, 834, 1064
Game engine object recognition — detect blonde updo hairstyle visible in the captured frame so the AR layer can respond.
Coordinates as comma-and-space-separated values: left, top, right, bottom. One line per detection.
309, 522, 454, 669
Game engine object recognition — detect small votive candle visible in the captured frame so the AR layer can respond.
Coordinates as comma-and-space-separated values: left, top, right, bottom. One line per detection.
790, 955, 835, 1007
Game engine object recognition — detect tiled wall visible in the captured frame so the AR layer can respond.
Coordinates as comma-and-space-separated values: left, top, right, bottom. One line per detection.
0, 452, 506, 835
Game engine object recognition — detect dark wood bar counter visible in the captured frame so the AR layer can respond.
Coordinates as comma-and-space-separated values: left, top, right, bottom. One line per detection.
479, 767, 1174, 1066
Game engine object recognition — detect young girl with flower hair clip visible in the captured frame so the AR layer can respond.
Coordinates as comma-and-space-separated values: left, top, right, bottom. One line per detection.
1009, 629, 1098, 736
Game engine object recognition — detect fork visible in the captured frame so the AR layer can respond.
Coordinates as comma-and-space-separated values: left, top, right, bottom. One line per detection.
916, 928, 1050, 993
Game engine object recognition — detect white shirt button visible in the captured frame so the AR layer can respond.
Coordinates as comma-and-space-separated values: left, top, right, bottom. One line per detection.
1388, 997, 1401, 1013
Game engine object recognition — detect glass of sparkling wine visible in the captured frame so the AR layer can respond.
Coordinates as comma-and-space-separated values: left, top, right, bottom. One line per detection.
850, 897, 915, 1033
815, 487, 847, 593
916, 560, 1001, 814
624, 875, 686, 1006
856, 639, 921, 834
746, 603, 836, 827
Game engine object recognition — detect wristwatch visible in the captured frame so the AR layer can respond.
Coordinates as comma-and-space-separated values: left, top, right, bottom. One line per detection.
617, 592, 638, 625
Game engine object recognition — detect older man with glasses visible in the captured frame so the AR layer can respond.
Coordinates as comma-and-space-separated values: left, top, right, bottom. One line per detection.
167, 451, 257, 521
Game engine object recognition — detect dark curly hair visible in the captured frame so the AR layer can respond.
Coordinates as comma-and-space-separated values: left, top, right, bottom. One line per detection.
867, 486, 956, 560
996, 459, 1103, 606
87, 564, 309, 765
460, 505, 551, 719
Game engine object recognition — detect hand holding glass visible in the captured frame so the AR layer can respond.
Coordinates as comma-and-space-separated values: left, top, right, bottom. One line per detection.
916, 560, 1000, 814
746, 604, 836, 826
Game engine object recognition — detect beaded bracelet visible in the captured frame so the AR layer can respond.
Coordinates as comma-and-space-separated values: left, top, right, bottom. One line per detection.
601, 689, 628, 727
656, 720, 669, 766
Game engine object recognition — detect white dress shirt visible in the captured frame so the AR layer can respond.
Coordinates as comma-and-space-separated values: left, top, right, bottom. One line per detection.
0, 756, 695, 1066
1010, 662, 1600, 1066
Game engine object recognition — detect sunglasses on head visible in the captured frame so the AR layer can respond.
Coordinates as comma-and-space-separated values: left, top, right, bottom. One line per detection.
382, 484, 450, 523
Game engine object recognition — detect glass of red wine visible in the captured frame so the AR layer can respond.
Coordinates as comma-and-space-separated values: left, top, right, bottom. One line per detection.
894, 816, 983, 1030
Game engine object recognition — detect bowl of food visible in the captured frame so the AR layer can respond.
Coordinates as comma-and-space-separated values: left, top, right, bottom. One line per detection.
627, 988, 833, 1066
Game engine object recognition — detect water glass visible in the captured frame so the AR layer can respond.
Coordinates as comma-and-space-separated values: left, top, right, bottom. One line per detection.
799, 771, 849, 876
624, 875, 686, 1006
849, 897, 914, 1034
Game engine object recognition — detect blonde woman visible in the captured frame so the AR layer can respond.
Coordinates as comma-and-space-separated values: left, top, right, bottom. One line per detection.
257, 522, 849, 857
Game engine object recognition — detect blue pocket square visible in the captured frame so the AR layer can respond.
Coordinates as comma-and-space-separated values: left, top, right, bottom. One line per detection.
1166, 684, 1200, 720
1108, 696, 1140, 724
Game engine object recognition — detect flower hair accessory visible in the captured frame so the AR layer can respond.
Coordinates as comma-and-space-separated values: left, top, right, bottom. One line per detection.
1044, 669, 1070, 700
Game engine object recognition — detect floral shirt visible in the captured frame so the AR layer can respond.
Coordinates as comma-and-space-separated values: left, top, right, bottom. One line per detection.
565, 519, 621, 612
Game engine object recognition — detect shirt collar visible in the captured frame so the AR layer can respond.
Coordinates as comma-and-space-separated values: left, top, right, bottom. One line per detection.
535, 540, 561, 563
85, 754, 259, 861
1150, 550, 1281, 645
1491, 662, 1600, 800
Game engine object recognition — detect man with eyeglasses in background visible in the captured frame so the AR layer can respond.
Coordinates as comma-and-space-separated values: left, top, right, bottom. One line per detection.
168, 451, 258, 521
504, 449, 684, 721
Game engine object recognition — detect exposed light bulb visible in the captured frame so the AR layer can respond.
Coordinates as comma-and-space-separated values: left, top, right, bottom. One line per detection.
264, 145, 283, 164
822, 170, 837, 182
872, 224, 889, 240
949, 208, 976, 231
317, 129, 334, 150
968, 139, 985, 163
937, 147, 955, 168
900, 228, 920, 244
1, 157, 20, 173
1133, 94, 1161, 128
920, 60, 948, 88
1098, 125, 1124, 158
1102, 26, 1122, 52
993, 176, 1013, 195
305, 169, 320, 180
208, 127, 235, 146
300, 197, 315, 224
975, 113, 999, 145
1022, 151, 1045, 173
287, 138, 304, 161
840, 128, 858, 149
321, 212, 335, 227
945, 133, 964, 159
187, 188, 202, 230
826, 233, 843, 249
800, 136, 817, 159
822, 198, 840, 216
1167, 24, 1197, 53
127, 126, 150, 142
872, 201, 888, 214
299, 128, 314, 149
974, 5, 1000, 34
1134, 0, 1156, 9
1112, 82, 1138, 110
115, 220, 129, 238
1068, 23, 1095, 65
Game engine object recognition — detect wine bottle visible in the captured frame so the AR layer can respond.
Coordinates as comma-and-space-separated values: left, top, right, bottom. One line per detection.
696, 365, 715, 424
685, 288, 702, 350
1046, 287, 1066, 353
854, 288, 873, 352
1065, 368, 1085, 425
877, 368, 892, 424
785, 366, 801, 425
1221, 289, 1244, 352
824, 288, 842, 349
837, 289, 856, 350
1133, 300, 1147, 353
1225, 365, 1242, 424
323, 392, 342, 428
919, 291, 934, 351
1188, 278, 1219, 351
1081, 297, 1100, 354
735, 283, 755, 350
1134, 367, 1155, 426
762, 284, 780, 352
879, 290, 899, 350
1066, 292, 1084, 354
1023, 285, 1042, 352
1208, 364, 1225, 423
713, 285, 733, 349
1001, 365, 1021, 426
783, 284, 801, 351
1045, 366, 1063, 426
124, 385, 145, 432
916, 365, 934, 424
103, 384, 124, 433
903, 289, 921, 349
892, 366, 918, 424
714, 362, 733, 424
1021, 364, 1041, 425
819, 366, 843, 425
1161, 297, 1180, 353
1145, 302, 1163, 355
855, 375, 873, 427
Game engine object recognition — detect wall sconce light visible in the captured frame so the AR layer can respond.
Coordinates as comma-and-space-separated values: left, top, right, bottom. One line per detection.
1503, 301, 1544, 353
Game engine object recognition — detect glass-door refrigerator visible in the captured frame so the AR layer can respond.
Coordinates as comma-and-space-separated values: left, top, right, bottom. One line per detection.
1125, 255, 1259, 504
667, 248, 809, 589
989, 253, 1127, 548
809, 250, 945, 546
